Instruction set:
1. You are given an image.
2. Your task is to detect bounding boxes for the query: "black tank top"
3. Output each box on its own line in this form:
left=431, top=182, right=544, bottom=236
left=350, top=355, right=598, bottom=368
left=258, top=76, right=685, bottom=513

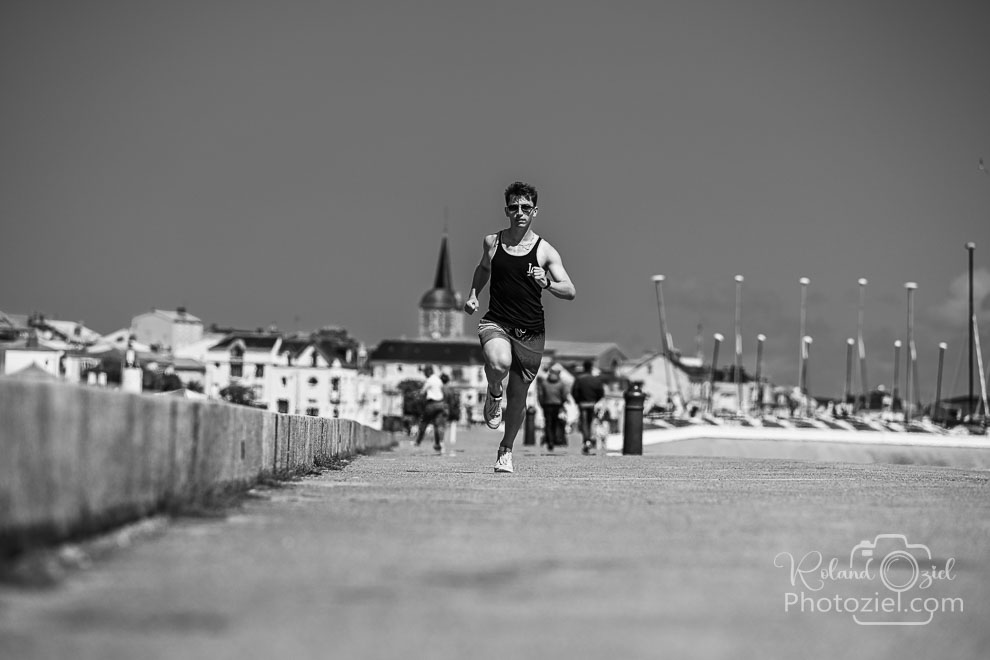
left=484, top=232, right=545, bottom=332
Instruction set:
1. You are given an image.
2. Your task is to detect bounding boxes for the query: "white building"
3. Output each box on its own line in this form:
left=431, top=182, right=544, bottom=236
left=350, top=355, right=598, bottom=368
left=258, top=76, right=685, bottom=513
left=269, top=345, right=380, bottom=427
left=93, top=329, right=152, bottom=354
left=171, top=332, right=226, bottom=387
left=0, top=311, right=101, bottom=350
left=131, top=307, right=204, bottom=351
left=544, top=340, right=627, bottom=376
left=204, top=332, right=282, bottom=403
left=203, top=329, right=383, bottom=429
left=368, top=339, right=488, bottom=425
left=619, top=352, right=697, bottom=411
left=0, top=336, right=62, bottom=377
left=621, top=352, right=761, bottom=415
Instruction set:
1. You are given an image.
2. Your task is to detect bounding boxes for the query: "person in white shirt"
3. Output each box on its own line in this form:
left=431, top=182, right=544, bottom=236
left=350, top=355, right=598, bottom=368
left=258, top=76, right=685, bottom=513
left=415, top=366, right=447, bottom=452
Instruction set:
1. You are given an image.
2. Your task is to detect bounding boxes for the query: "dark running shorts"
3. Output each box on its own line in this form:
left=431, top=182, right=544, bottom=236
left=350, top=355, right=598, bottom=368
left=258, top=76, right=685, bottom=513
left=478, top=319, right=546, bottom=383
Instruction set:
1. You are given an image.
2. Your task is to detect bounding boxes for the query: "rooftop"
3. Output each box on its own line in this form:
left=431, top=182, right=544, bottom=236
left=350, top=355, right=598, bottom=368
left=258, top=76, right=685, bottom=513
left=209, top=333, right=281, bottom=351
left=140, top=308, right=203, bottom=324
left=369, top=339, right=485, bottom=365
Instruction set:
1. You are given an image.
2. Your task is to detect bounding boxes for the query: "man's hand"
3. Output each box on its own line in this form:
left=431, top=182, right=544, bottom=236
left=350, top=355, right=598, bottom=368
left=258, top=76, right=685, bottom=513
left=464, top=294, right=479, bottom=315
left=530, top=266, right=549, bottom=289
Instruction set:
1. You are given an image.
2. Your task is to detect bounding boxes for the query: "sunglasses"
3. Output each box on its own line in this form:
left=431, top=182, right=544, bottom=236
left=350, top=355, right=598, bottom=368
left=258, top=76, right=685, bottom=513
left=505, top=203, right=536, bottom=215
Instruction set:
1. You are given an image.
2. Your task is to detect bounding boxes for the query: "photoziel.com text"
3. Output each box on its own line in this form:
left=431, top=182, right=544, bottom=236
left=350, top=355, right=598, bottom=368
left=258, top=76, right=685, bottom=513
left=774, top=534, right=962, bottom=626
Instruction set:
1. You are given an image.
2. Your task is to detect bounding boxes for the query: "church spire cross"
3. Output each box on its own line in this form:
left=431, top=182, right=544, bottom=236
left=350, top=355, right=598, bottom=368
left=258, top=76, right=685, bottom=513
left=433, top=228, right=453, bottom=291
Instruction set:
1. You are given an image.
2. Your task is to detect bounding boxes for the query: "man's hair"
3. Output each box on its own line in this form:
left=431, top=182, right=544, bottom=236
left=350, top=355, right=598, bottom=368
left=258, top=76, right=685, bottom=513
left=440, top=373, right=450, bottom=384
left=504, top=181, right=538, bottom=206
left=583, top=360, right=594, bottom=372
left=423, top=366, right=434, bottom=377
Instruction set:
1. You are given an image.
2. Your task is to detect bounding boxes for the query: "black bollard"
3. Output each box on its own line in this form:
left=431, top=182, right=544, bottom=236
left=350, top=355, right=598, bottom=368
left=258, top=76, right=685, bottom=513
left=523, top=406, right=536, bottom=445
left=623, top=382, right=645, bottom=455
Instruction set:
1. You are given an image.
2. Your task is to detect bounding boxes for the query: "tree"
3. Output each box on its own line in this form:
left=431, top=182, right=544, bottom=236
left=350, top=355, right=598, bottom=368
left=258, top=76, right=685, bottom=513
left=220, top=384, right=256, bottom=407
left=397, top=378, right=426, bottom=417
left=160, top=372, right=184, bottom=391
left=82, top=354, right=122, bottom=385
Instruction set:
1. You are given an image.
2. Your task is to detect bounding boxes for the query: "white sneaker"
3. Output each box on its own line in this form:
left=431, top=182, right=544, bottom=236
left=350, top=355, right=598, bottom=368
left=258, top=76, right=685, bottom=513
left=483, top=388, right=503, bottom=429
left=494, top=449, right=513, bottom=473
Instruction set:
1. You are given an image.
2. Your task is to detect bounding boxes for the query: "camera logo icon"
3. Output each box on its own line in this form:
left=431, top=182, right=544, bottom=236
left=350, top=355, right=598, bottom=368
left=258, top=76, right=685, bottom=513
left=849, top=534, right=931, bottom=593
left=848, top=534, right=936, bottom=625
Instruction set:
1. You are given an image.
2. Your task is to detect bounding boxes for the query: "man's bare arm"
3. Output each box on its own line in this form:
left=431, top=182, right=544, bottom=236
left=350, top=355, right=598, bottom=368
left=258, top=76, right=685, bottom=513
left=533, top=242, right=576, bottom=300
left=463, top=235, right=495, bottom=315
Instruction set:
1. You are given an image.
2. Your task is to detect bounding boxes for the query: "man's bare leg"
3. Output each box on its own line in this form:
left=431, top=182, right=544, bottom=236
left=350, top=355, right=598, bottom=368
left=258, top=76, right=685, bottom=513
left=498, top=369, right=530, bottom=451
left=482, top=337, right=511, bottom=398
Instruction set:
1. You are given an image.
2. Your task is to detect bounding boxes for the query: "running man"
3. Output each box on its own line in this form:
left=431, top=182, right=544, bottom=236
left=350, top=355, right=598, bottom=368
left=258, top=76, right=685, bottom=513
left=463, top=181, right=576, bottom=473
left=415, top=366, right=447, bottom=452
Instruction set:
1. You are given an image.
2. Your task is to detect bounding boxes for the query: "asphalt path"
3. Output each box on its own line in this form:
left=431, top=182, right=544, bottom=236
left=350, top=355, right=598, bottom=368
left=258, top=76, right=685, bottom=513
left=1, top=427, right=988, bottom=660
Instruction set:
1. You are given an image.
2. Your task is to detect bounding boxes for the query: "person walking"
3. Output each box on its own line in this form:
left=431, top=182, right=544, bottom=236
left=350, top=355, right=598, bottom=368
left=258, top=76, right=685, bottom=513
left=537, top=363, right=569, bottom=451
left=571, top=360, right=605, bottom=455
left=440, top=373, right=460, bottom=455
left=463, top=181, right=576, bottom=473
left=415, top=366, right=447, bottom=452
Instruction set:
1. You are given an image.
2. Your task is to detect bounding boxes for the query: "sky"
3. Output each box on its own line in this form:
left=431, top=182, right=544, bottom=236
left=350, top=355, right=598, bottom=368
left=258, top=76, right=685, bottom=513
left=2, top=0, right=989, bottom=399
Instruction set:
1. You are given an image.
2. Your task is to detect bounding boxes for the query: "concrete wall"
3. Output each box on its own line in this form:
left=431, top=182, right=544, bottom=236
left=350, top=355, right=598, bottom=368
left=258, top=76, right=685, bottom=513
left=0, top=378, right=397, bottom=555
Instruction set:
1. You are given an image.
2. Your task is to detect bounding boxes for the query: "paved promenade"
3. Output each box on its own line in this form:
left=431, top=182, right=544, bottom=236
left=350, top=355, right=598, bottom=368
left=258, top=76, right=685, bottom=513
left=1, top=427, right=988, bottom=660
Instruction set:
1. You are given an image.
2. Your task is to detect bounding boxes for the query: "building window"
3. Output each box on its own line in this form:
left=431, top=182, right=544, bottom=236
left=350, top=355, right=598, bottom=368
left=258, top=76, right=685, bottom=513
left=331, top=377, right=340, bottom=393
left=333, top=407, right=340, bottom=418
left=308, top=377, right=318, bottom=387
left=281, top=377, right=287, bottom=386
left=255, top=364, right=265, bottom=378
left=312, top=352, right=319, bottom=368
left=277, top=400, right=289, bottom=413
left=229, top=344, right=244, bottom=379
left=306, top=407, right=319, bottom=417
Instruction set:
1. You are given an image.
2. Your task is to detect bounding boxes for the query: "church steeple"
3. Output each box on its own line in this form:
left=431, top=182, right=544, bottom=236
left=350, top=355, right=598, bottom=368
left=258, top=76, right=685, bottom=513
left=433, top=231, right=453, bottom=291
left=419, top=220, right=464, bottom=340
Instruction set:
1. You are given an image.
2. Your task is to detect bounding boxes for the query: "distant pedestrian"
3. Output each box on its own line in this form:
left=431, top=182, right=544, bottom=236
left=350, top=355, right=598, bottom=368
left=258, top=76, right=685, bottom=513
left=571, top=360, right=605, bottom=455
left=463, top=181, right=576, bottom=473
left=441, top=373, right=460, bottom=455
left=537, top=363, right=569, bottom=451
left=415, top=366, right=447, bottom=452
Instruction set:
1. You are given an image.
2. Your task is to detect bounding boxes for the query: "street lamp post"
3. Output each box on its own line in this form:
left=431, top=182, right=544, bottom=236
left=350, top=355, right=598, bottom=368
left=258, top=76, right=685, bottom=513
left=734, top=275, right=744, bottom=415
left=935, top=342, right=947, bottom=425
left=802, top=336, right=813, bottom=416
left=798, top=277, right=810, bottom=391
left=709, top=333, right=724, bottom=414
left=845, top=338, right=855, bottom=407
left=893, top=340, right=902, bottom=416
left=905, top=282, right=918, bottom=422
left=857, top=278, right=869, bottom=412
left=755, top=334, right=766, bottom=416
